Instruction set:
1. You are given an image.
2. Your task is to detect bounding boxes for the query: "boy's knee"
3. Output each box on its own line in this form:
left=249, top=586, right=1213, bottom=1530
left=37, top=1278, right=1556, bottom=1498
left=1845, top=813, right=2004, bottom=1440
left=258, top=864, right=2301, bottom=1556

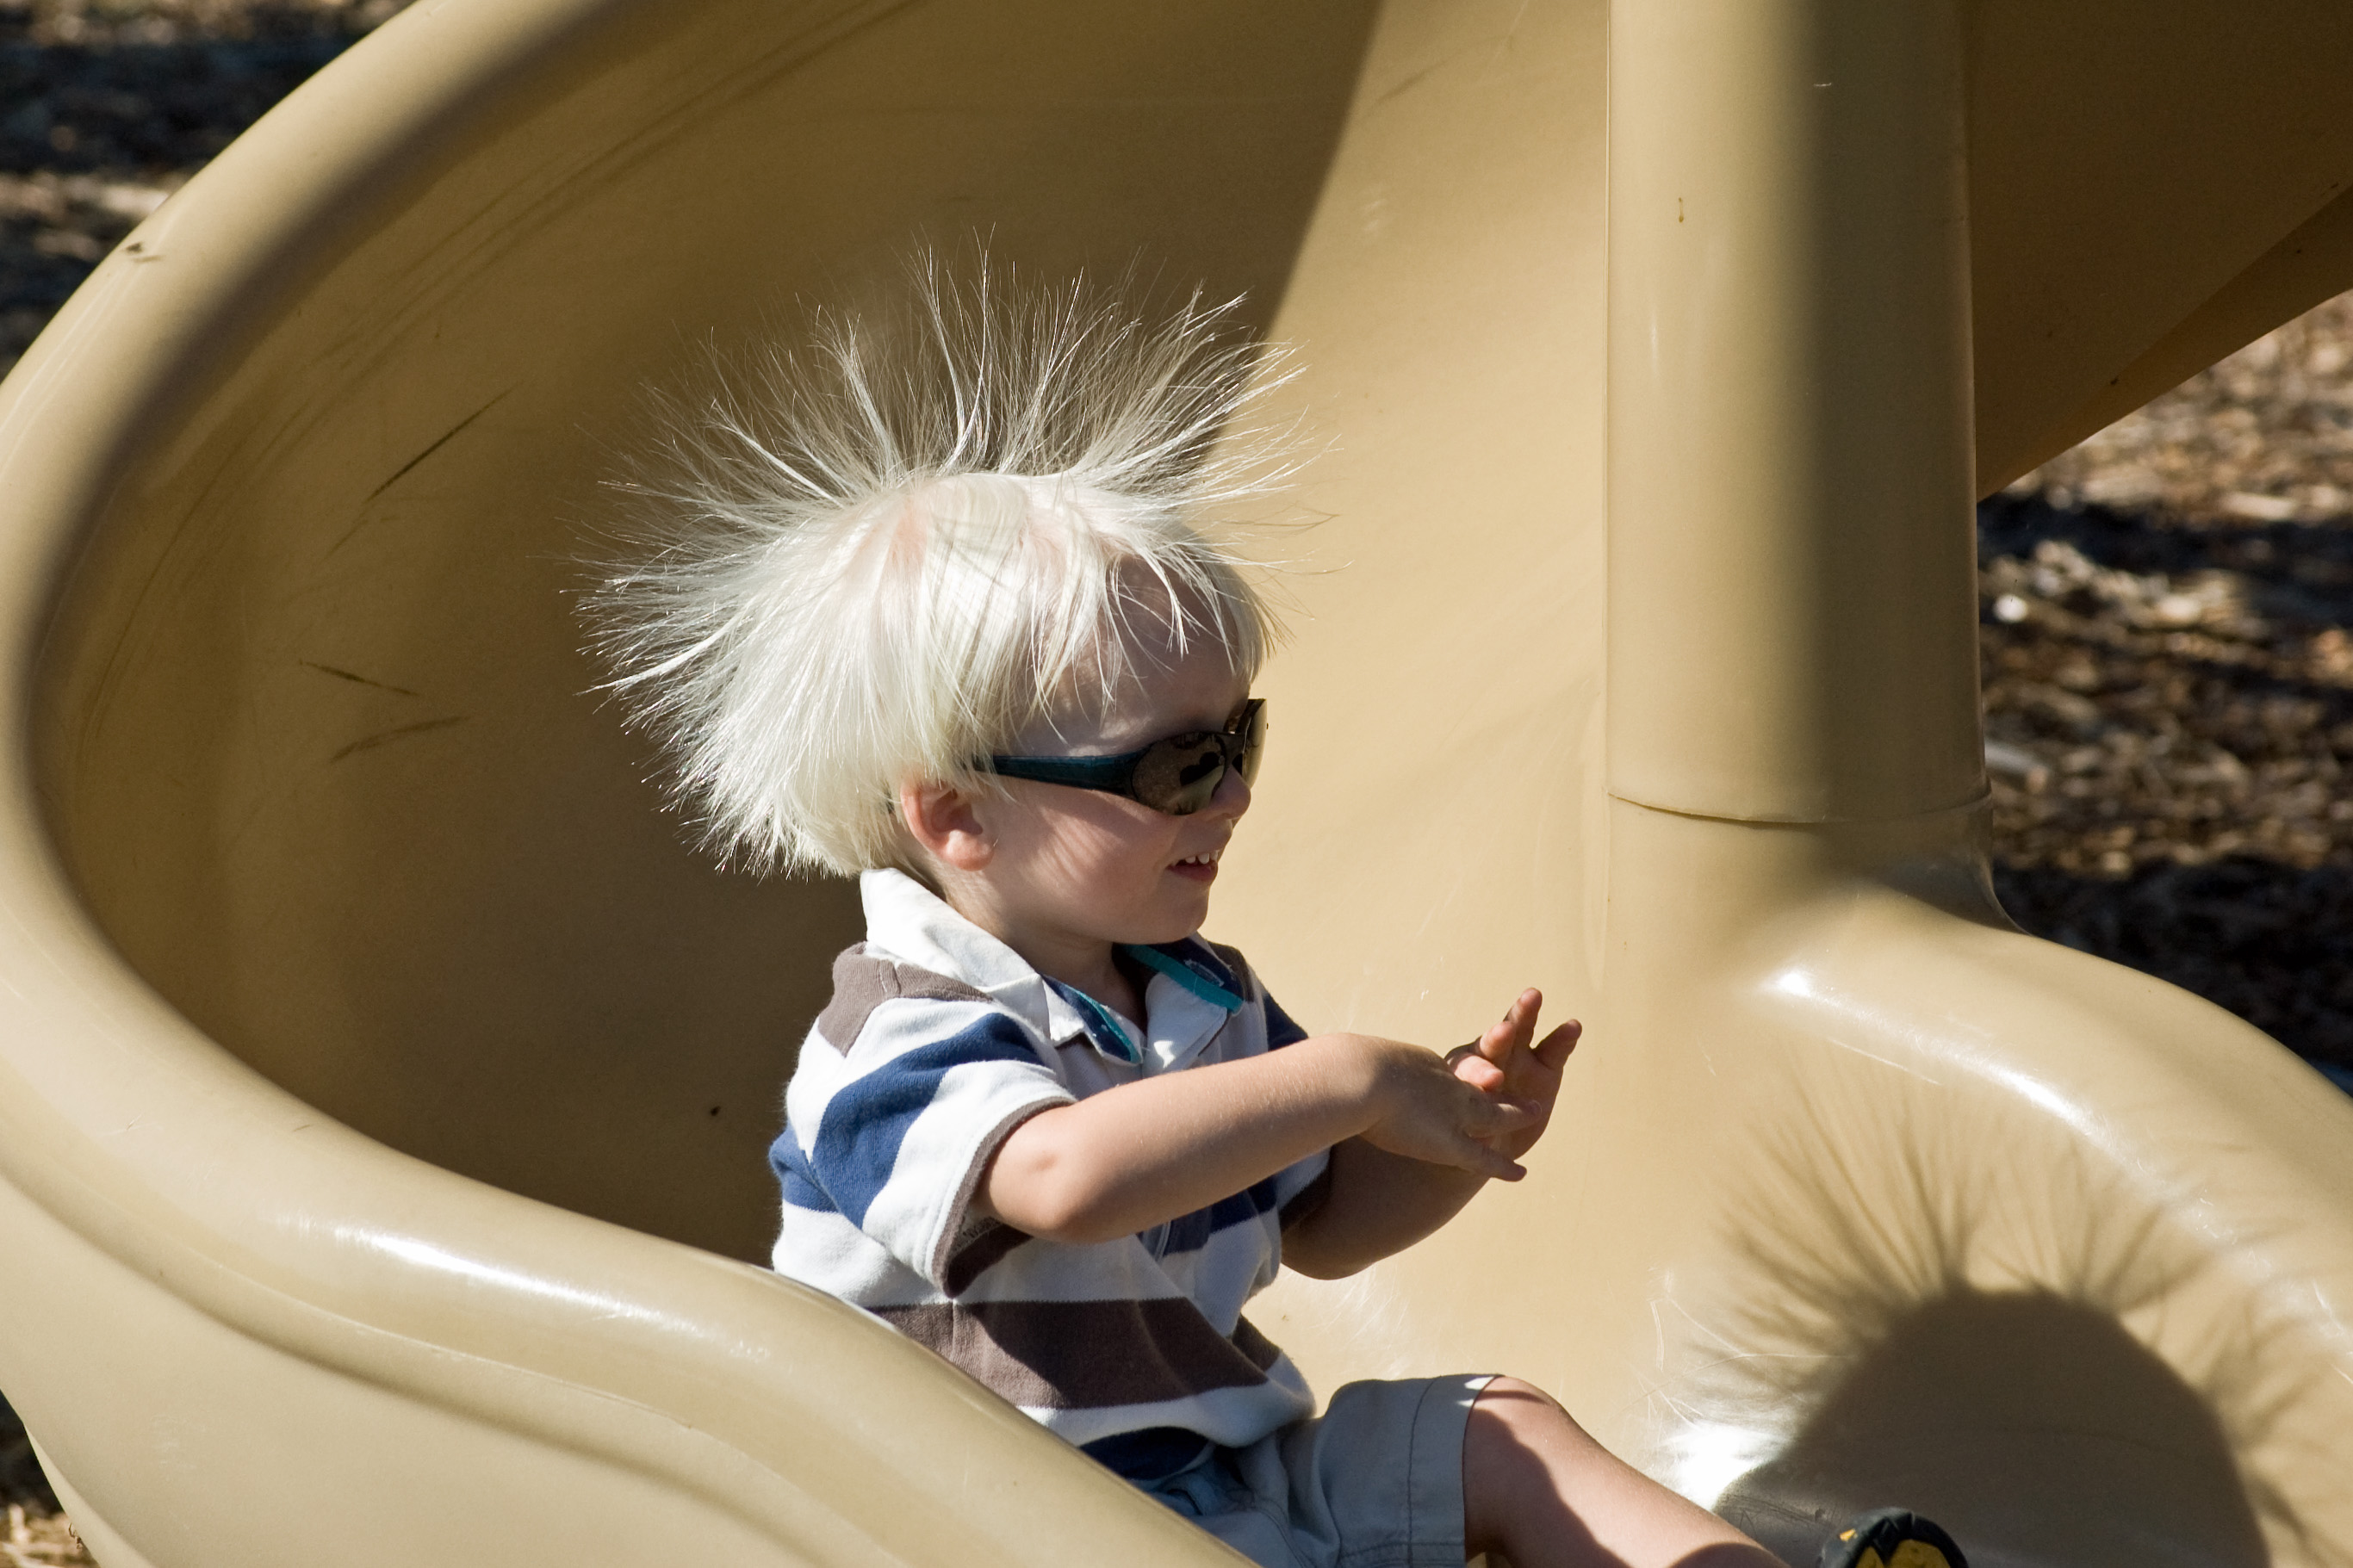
left=1477, top=1382, right=1571, bottom=1438
left=1468, top=1376, right=1595, bottom=1451
left=1475, top=1375, right=1565, bottom=1418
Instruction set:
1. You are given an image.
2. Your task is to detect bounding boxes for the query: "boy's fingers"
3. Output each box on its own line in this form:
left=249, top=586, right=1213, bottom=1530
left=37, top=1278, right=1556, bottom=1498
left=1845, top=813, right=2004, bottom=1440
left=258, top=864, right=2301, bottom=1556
left=1533, top=1020, right=1582, bottom=1071
left=1486, top=1151, right=1530, bottom=1181
left=1473, top=1098, right=1537, bottom=1135
left=1453, top=1056, right=1507, bottom=1094
left=1456, top=1137, right=1526, bottom=1181
left=1480, top=989, right=1543, bottom=1066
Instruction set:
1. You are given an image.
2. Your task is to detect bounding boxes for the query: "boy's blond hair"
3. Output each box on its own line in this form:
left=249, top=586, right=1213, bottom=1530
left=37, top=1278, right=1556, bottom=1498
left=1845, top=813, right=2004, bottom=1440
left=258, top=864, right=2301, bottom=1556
left=586, top=258, right=1301, bottom=876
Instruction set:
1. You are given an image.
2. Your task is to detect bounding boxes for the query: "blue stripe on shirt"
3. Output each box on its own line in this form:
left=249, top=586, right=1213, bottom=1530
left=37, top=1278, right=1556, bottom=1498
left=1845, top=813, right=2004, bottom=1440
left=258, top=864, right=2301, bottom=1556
left=1045, top=976, right=1141, bottom=1063
left=1157, top=1175, right=1281, bottom=1255
left=809, top=1014, right=1043, bottom=1227
left=769, top=1131, right=832, bottom=1212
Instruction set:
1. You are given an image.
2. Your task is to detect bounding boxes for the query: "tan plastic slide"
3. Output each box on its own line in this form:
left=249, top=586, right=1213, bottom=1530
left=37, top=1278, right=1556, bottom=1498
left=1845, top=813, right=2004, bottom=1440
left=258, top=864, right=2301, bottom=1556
left=3, top=1, right=2352, bottom=1563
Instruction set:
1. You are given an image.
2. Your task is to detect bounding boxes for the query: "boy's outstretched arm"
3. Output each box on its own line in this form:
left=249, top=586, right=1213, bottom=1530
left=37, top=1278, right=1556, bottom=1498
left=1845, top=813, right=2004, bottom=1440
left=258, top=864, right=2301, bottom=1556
left=1282, top=991, right=1580, bottom=1280
left=974, top=1032, right=1534, bottom=1247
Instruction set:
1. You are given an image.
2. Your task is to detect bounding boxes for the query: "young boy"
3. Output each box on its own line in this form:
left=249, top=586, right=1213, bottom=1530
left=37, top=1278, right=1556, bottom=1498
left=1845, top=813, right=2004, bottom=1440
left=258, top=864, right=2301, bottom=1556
left=592, top=266, right=1961, bottom=1568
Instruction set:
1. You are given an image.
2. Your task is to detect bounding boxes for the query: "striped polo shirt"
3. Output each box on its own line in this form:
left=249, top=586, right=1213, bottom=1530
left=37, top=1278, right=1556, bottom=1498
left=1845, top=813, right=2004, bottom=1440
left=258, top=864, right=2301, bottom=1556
left=771, top=869, right=1330, bottom=1479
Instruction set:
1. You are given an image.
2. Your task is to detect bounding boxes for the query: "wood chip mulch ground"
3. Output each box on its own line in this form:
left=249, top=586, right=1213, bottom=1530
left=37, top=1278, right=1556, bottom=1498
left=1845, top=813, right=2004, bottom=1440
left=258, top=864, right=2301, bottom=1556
left=3, top=0, right=2350, bottom=1550
left=2, top=1401, right=84, bottom=1565
left=1984, top=291, right=2353, bottom=1075
left=2, top=0, right=399, bottom=375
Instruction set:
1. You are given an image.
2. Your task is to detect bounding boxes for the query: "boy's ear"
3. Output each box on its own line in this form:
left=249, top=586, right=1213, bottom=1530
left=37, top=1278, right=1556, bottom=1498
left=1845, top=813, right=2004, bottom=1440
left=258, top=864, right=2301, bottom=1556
left=898, top=779, right=992, bottom=871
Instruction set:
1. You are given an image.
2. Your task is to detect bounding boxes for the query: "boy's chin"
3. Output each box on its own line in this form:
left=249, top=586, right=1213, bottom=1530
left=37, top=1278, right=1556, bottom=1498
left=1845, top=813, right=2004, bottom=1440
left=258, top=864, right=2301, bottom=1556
left=1122, top=891, right=1213, bottom=945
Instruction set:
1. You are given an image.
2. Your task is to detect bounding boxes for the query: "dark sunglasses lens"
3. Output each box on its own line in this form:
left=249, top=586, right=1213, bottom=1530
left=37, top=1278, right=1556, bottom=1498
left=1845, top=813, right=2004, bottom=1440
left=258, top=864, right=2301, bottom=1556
left=1235, top=701, right=1266, bottom=785
left=1132, top=736, right=1226, bottom=815
left=1125, top=703, right=1265, bottom=815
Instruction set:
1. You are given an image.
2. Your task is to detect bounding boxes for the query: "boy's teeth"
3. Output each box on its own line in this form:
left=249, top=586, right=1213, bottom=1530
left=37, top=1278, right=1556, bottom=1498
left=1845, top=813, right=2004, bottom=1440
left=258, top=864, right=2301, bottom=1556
left=1176, top=851, right=1220, bottom=865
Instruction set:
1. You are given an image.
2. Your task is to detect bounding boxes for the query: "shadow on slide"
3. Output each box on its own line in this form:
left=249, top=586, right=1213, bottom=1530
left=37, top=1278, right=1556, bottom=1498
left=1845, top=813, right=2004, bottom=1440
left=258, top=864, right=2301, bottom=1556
left=1712, top=1090, right=2291, bottom=1567
left=0, top=1, right=2351, bottom=1565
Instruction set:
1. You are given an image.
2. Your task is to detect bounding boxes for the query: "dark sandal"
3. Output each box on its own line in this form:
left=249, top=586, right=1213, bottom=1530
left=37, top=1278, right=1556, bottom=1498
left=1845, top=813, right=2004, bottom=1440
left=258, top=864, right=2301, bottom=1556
left=1817, top=1508, right=1967, bottom=1568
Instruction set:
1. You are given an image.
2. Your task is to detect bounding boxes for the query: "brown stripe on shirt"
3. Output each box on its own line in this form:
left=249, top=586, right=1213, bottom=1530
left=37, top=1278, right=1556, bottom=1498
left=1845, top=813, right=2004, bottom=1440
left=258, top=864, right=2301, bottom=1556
left=816, top=945, right=995, bottom=1050
left=874, top=1298, right=1280, bottom=1410
left=1227, top=1314, right=1282, bottom=1372
left=943, top=1220, right=1033, bottom=1294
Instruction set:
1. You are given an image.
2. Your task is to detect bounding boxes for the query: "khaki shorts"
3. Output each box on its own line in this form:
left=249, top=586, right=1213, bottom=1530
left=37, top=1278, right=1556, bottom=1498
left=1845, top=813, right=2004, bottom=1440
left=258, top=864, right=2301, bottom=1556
left=1138, top=1375, right=1493, bottom=1568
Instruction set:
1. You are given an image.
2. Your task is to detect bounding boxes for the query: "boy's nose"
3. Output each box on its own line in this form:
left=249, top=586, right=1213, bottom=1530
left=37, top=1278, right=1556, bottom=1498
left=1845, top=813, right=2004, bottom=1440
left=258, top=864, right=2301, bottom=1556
left=1210, top=764, right=1251, bottom=818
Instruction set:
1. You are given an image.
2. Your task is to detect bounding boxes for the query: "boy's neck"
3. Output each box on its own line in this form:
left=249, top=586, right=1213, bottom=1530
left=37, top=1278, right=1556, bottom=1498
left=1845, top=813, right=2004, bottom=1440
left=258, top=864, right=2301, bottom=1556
left=1013, top=929, right=1146, bottom=1025
left=935, top=883, right=1144, bottom=1022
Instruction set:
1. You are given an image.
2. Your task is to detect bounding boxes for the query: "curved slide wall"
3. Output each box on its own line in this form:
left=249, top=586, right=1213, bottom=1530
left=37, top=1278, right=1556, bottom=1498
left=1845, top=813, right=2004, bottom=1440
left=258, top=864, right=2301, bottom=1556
left=0, top=2, right=2350, bottom=1565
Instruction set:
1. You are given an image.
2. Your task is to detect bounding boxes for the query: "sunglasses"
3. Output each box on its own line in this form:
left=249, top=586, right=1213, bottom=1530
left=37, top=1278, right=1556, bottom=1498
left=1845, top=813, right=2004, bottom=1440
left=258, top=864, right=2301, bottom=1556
left=990, top=698, right=1266, bottom=816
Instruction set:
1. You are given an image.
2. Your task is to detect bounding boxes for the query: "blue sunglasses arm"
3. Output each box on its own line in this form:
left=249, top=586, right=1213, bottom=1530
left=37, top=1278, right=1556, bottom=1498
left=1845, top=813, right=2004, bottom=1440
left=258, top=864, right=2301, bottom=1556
left=987, top=750, right=1145, bottom=790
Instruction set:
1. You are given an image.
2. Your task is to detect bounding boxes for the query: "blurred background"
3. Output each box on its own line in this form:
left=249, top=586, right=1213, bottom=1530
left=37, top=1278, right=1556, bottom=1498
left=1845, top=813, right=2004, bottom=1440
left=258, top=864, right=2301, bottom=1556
left=3, top=0, right=2350, bottom=1557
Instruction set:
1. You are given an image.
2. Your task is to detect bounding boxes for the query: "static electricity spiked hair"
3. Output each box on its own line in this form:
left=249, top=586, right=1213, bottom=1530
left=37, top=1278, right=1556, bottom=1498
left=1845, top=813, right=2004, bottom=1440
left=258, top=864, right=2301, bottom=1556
left=585, top=259, right=1302, bottom=876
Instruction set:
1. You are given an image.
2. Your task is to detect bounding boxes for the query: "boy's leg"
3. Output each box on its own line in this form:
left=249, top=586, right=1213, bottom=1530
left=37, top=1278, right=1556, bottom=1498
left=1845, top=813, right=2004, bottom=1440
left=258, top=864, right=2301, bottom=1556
left=1463, top=1378, right=1786, bottom=1568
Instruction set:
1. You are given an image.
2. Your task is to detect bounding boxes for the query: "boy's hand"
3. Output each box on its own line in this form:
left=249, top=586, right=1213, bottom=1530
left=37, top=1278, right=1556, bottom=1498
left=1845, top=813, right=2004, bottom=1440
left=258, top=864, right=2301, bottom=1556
left=1354, top=1037, right=1540, bottom=1181
left=1446, top=989, right=1580, bottom=1161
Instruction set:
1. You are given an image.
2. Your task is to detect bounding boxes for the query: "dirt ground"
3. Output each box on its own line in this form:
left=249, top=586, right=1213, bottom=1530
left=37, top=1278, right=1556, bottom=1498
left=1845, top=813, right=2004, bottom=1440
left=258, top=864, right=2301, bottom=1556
left=1982, top=292, right=2353, bottom=1073
left=3, top=0, right=2351, bottom=1552
left=2, top=0, right=398, bottom=374
left=1, top=1407, right=81, bottom=1564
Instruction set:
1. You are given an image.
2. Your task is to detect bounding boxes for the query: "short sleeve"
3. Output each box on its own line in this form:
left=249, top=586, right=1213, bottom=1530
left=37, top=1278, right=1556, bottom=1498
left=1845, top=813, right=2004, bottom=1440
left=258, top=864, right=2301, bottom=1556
left=1259, top=985, right=1308, bottom=1049
left=786, top=1001, right=1072, bottom=1287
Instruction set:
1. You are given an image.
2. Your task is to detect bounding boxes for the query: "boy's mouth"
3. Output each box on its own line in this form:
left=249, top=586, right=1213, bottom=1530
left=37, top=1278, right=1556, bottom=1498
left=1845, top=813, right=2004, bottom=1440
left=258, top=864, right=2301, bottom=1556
left=1168, top=847, right=1221, bottom=883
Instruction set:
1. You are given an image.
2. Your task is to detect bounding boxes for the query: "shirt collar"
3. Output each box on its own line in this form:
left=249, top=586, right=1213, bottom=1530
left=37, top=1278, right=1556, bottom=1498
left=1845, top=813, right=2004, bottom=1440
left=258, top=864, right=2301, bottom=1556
left=1127, top=938, right=1244, bottom=1075
left=858, top=870, right=1242, bottom=1071
left=860, top=869, right=1059, bottom=1043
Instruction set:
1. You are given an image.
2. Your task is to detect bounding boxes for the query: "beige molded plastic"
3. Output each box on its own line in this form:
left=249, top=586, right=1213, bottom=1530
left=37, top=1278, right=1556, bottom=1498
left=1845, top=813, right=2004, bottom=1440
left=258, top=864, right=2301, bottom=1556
left=1, top=1, right=2350, bottom=1565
